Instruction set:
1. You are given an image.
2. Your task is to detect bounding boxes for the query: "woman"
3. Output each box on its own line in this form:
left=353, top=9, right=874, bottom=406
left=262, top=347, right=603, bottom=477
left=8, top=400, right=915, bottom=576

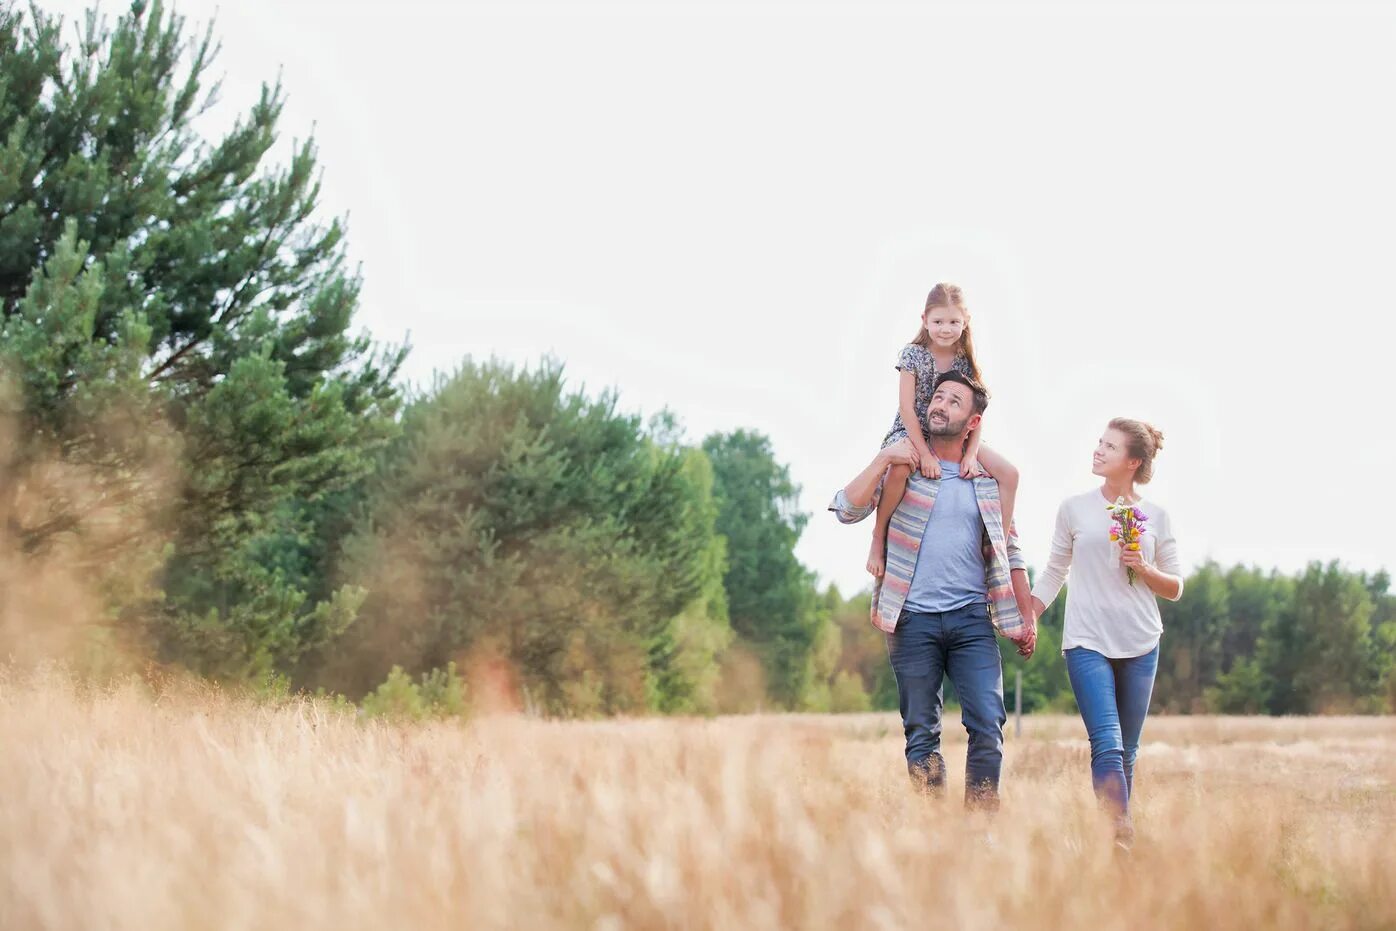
left=1030, top=418, right=1183, bottom=849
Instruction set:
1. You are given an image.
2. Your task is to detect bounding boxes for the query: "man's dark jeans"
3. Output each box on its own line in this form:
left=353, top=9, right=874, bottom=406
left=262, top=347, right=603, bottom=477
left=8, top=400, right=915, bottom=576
left=887, top=601, right=1006, bottom=809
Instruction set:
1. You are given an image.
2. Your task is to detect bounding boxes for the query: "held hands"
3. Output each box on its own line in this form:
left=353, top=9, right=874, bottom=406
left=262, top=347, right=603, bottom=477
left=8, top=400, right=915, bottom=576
left=1012, top=602, right=1038, bottom=658
left=1015, top=619, right=1038, bottom=657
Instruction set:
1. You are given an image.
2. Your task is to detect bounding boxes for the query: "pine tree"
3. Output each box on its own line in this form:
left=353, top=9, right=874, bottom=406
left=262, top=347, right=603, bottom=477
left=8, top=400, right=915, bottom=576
left=701, top=429, right=824, bottom=707
left=0, top=1, right=403, bottom=678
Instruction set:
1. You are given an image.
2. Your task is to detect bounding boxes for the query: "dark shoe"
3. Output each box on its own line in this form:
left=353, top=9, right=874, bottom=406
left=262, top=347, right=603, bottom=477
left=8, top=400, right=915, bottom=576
left=965, top=781, right=1001, bottom=814
left=907, top=757, right=946, bottom=797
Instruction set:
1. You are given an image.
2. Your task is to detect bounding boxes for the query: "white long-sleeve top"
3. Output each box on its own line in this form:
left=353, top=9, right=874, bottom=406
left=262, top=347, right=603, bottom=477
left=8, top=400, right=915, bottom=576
left=1030, top=489, right=1185, bottom=658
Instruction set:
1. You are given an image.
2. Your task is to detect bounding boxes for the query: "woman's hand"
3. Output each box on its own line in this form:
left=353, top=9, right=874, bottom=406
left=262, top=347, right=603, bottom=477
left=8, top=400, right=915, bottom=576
left=1120, top=545, right=1151, bottom=575
left=1120, top=544, right=1182, bottom=598
left=960, top=454, right=987, bottom=479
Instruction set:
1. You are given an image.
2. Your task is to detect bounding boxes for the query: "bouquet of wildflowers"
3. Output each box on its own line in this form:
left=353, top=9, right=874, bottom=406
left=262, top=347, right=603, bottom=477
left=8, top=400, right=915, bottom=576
left=1106, top=497, right=1149, bottom=585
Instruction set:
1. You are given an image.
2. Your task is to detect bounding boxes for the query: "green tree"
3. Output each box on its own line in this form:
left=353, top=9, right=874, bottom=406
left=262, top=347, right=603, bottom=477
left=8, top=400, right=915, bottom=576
left=0, top=1, right=403, bottom=678
left=829, top=670, right=872, bottom=713
left=1155, top=561, right=1230, bottom=713
left=321, top=359, right=729, bottom=714
left=1362, top=570, right=1395, bottom=713
left=1203, top=657, right=1269, bottom=714
left=1222, top=566, right=1289, bottom=670
left=702, top=429, right=822, bottom=708
left=1263, top=561, right=1376, bottom=714
left=827, top=587, right=898, bottom=711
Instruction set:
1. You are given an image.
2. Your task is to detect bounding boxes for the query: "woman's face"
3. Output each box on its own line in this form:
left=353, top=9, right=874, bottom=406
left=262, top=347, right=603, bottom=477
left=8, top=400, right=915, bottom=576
left=922, top=304, right=966, bottom=349
left=1092, top=427, right=1141, bottom=480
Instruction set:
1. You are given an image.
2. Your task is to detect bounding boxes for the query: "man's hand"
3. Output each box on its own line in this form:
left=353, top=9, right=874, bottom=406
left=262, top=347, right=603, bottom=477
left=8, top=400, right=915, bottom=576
left=880, top=438, right=921, bottom=471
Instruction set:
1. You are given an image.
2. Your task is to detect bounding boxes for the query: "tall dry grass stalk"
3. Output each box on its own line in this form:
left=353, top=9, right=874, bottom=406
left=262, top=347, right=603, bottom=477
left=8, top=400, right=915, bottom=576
left=2, top=668, right=1392, bottom=930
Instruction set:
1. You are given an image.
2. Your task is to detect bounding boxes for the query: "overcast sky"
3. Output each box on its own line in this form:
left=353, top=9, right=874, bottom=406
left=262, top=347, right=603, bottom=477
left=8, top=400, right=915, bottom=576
left=44, top=0, right=1396, bottom=593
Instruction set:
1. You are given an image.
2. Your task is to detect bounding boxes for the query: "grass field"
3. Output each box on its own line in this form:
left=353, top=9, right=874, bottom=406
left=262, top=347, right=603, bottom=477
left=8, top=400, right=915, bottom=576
left=3, top=670, right=1393, bottom=930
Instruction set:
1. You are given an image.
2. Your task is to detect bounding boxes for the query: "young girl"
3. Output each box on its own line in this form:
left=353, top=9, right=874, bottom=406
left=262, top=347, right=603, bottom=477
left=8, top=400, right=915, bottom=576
left=867, top=283, right=1020, bottom=577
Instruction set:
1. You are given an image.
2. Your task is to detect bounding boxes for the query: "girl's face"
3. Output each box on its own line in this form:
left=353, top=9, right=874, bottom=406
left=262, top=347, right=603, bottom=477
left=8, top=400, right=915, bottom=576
left=922, top=304, right=966, bottom=349
left=1092, top=428, right=1142, bottom=480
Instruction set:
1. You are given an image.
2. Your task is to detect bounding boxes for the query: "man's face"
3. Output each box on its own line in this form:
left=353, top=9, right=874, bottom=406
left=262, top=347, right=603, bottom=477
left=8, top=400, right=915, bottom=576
left=925, top=382, right=979, bottom=437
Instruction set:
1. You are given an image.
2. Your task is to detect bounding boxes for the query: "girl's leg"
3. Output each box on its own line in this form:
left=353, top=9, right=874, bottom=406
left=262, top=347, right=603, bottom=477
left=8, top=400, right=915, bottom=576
left=867, top=463, right=911, bottom=577
left=1115, top=645, right=1161, bottom=800
left=1064, top=647, right=1129, bottom=818
left=976, top=445, right=1020, bottom=539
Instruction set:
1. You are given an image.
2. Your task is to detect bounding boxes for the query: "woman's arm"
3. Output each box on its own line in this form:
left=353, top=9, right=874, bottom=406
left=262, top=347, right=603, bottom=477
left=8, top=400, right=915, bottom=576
left=1135, top=563, right=1183, bottom=601
left=1029, top=501, right=1075, bottom=614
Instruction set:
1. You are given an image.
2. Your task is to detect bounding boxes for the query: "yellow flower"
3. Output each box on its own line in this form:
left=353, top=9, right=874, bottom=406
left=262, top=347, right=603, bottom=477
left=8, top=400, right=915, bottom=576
left=1128, top=543, right=1140, bottom=551
left=1110, top=533, right=1120, bottom=541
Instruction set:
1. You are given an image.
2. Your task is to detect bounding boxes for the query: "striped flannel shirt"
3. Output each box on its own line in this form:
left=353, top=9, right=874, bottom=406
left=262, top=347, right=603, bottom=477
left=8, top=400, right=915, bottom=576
left=830, top=474, right=1030, bottom=636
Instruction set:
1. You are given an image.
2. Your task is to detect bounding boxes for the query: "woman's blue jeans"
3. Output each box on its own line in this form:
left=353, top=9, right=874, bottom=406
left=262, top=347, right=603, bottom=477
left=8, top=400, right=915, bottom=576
left=1064, top=644, right=1159, bottom=818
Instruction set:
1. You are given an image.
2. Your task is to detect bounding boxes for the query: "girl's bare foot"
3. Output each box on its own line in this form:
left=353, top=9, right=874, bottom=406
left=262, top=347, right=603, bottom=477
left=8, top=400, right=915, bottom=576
left=867, top=535, right=886, bottom=577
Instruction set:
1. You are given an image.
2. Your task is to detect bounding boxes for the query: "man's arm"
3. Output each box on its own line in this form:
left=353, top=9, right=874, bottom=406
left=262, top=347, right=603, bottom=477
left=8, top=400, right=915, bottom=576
left=828, top=439, right=919, bottom=523
left=1001, top=509, right=1036, bottom=655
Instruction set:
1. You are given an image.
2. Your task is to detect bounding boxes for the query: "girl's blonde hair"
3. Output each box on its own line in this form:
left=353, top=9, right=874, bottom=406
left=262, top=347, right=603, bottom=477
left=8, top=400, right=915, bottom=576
left=1108, top=417, right=1166, bottom=484
left=912, top=283, right=983, bottom=382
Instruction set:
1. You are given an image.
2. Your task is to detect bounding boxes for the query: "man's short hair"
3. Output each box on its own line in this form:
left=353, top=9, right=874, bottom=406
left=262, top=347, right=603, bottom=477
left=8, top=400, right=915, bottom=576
left=930, top=370, right=990, bottom=416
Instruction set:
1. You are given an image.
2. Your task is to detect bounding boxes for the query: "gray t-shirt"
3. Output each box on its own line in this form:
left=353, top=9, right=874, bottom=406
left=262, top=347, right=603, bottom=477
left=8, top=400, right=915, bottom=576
left=903, top=461, right=989, bottom=614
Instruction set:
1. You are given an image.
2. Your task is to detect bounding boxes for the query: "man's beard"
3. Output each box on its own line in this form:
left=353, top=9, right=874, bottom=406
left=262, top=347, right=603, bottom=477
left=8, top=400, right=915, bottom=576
left=925, top=412, right=970, bottom=437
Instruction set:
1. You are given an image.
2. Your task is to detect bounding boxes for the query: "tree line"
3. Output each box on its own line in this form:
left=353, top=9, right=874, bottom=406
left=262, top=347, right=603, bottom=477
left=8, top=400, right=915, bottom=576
left=1, top=1, right=1390, bottom=715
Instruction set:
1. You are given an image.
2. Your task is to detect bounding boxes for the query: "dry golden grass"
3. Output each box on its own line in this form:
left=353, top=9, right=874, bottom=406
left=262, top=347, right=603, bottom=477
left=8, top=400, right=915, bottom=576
left=3, top=669, right=1394, bottom=930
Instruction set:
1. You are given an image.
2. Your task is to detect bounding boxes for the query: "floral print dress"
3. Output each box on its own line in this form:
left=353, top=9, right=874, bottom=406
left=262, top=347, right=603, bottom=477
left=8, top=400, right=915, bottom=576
left=881, top=344, right=975, bottom=448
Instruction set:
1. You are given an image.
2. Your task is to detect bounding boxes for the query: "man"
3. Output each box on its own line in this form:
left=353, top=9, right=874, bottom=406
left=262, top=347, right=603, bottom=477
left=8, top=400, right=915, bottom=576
left=830, top=371, right=1037, bottom=808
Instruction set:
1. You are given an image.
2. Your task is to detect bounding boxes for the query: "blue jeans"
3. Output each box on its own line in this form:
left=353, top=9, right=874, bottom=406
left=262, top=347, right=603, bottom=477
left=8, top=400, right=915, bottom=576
left=887, top=602, right=1006, bottom=808
left=1064, top=645, right=1160, bottom=819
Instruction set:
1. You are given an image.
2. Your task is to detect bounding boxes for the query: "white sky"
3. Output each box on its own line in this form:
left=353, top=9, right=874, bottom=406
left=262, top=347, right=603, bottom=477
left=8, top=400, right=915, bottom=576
left=43, top=0, right=1396, bottom=594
